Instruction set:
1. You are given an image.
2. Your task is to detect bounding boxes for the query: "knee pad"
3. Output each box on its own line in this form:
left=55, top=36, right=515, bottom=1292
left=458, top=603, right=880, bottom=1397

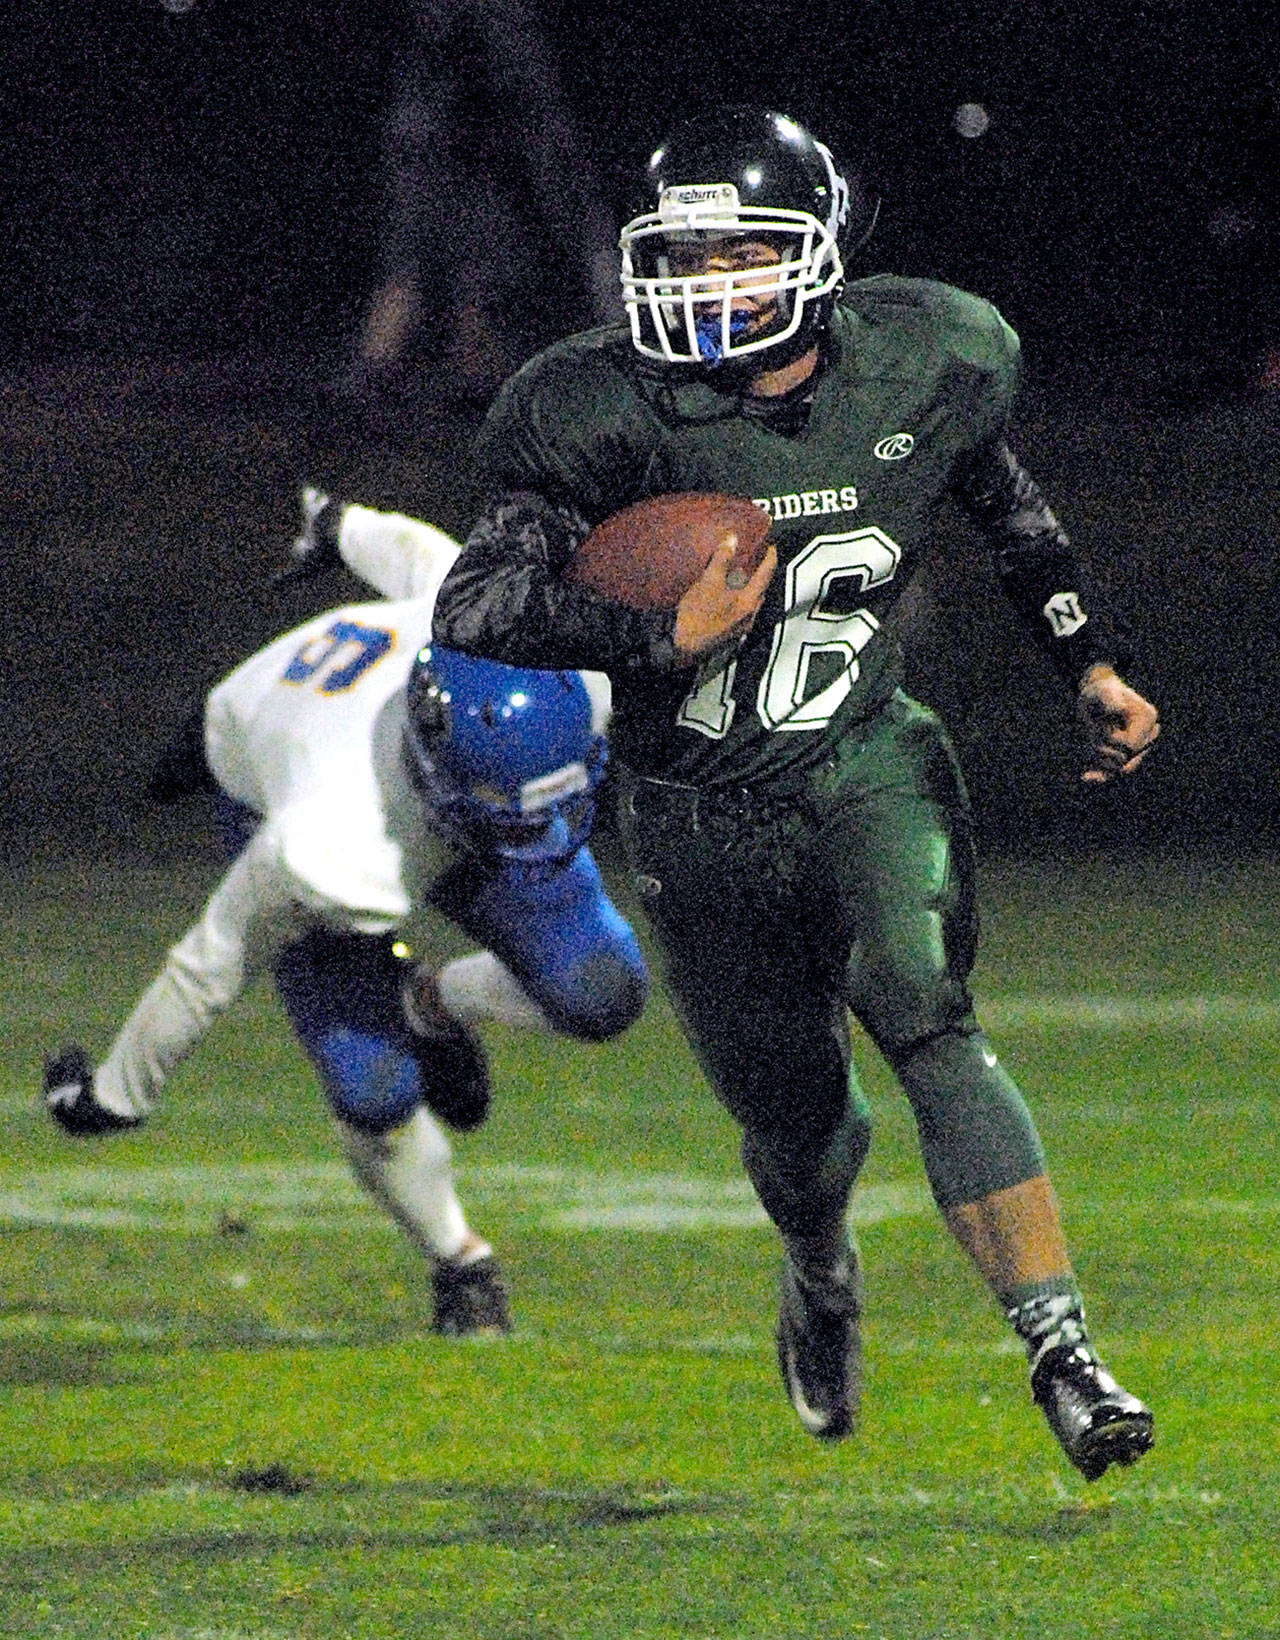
left=314, top=1030, right=422, bottom=1133
left=431, top=849, right=649, bottom=1042
left=889, top=1026, right=1046, bottom=1208
left=524, top=942, right=649, bottom=1041
left=273, top=929, right=423, bottom=1133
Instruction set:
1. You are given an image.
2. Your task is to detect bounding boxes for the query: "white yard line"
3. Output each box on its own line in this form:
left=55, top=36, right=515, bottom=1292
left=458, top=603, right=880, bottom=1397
left=8, top=1152, right=1278, bottom=1240
left=0, top=1162, right=933, bottom=1235
left=980, top=994, right=1280, bottom=1028
left=3, top=1125, right=1279, bottom=1238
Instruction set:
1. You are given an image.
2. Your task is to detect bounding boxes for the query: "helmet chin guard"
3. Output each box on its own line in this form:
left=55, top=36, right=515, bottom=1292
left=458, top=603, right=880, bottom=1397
left=619, top=108, right=876, bottom=368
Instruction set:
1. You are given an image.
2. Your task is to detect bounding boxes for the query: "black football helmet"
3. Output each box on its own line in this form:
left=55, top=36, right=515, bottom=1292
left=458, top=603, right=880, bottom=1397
left=619, top=107, right=878, bottom=369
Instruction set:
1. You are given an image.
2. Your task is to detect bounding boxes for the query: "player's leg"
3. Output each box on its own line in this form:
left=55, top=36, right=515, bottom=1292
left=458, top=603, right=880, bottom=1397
left=661, top=909, right=869, bottom=1443
left=619, top=776, right=869, bottom=1439
left=427, top=845, right=649, bottom=1041
left=424, top=950, right=566, bottom=1032
left=338, top=1111, right=509, bottom=1334
left=828, top=695, right=1152, bottom=1477
left=47, top=820, right=293, bottom=1133
left=622, top=782, right=869, bottom=1228
left=272, top=928, right=509, bottom=1334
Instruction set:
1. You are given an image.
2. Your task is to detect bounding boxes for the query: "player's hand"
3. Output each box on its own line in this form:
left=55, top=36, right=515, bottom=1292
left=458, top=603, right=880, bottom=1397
left=271, top=486, right=341, bottom=589
left=672, top=536, right=776, bottom=664
left=1076, top=664, right=1160, bottom=783
left=43, top=1045, right=141, bottom=1136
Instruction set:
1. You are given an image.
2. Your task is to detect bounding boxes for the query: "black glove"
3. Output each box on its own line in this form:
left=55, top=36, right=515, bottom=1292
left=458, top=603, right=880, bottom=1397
left=271, top=486, right=342, bottom=589
left=44, top=1045, right=141, bottom=1135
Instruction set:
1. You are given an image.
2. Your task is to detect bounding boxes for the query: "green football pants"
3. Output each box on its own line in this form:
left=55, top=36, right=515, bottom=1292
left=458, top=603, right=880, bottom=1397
left=618, top=692, right=1046, bottom=1236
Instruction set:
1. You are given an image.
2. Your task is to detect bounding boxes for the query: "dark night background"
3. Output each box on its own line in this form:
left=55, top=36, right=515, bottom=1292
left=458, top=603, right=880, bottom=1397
left=4, top=0, right=1280, bottom=864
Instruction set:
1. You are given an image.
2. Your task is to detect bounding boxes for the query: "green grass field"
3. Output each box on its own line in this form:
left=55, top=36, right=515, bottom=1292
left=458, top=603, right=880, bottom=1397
left=2, top=847, right=1277, bottom=1639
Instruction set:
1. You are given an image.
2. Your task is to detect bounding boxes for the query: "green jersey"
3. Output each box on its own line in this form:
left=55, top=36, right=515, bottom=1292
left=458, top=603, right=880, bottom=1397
left=439, top=275, right=1117, bottom=788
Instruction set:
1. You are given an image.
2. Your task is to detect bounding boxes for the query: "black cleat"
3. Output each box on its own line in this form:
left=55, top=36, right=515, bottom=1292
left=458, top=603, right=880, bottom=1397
left=402, top=971, right=491, bottom=1132
left=43, top=1045, right=140, bottom=1136
left=1032, top=1344, right=1154, bottom=1481
left=776, top=1243, right=863, bottom=1441
left=431, top=1254, right=511, bottom=1337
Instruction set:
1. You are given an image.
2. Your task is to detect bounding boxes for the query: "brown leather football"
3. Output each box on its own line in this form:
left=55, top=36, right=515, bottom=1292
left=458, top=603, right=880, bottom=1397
left=565, top=492, right=772, bottom=611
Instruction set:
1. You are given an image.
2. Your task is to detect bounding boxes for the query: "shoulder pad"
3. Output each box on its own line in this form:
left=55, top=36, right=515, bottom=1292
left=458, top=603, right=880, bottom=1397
left=474, top=325, right=655, bottom=517
left=842, top=275, right=1018, bottom=368
left=836, top=276, right=1020, bottom=405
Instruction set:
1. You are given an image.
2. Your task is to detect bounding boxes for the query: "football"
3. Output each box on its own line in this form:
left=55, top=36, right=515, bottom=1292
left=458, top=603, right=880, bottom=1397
left=565, top=492, right=772, bottom=611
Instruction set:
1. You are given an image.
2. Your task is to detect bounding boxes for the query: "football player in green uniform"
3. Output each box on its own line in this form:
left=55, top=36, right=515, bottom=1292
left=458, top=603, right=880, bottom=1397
left=429, top=106, right=1160, bottom=1480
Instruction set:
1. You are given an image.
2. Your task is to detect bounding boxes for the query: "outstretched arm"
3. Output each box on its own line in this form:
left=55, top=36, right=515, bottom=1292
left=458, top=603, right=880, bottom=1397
left=91, top=828, right=305, bottom=1121
left=336, top=505, right=463, bottom=602
left=276, top=487, right=465, bottom=603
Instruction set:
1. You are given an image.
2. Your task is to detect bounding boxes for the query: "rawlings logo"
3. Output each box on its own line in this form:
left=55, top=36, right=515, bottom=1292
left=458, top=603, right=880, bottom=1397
left=874, top=433, right=915, bottom=460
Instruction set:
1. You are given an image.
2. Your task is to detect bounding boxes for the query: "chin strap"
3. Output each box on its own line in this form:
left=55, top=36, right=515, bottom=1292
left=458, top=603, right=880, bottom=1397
left=709, top=323, right=835, bottom=432
left=740, top=375, right=819, bottom=435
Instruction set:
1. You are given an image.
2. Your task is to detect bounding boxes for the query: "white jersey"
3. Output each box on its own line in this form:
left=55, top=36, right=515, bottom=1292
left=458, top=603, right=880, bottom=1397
left=205, top=506, right=462, bottom=934
left=206, top=595, right=444, bottom=933
left=204, top=503, right=611, bottom=933
left=95, top=511, right=460, bottom=1115
left=95, top=506, right=609, bottom=1119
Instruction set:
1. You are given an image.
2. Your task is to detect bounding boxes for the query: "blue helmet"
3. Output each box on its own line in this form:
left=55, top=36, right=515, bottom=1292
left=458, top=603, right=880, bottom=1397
left=404, top=645, right=607, bottom=867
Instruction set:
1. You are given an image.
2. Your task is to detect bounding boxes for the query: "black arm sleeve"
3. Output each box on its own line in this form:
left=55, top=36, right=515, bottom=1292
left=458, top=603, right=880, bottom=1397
left=953, top=440, right=1132, bottom=686
left=431, top=491, right=683, bottom=675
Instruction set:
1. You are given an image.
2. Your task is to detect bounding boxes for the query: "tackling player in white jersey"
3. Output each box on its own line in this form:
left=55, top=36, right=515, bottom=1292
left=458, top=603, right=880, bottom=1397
left=43, top=501, right=647, bottom=1335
